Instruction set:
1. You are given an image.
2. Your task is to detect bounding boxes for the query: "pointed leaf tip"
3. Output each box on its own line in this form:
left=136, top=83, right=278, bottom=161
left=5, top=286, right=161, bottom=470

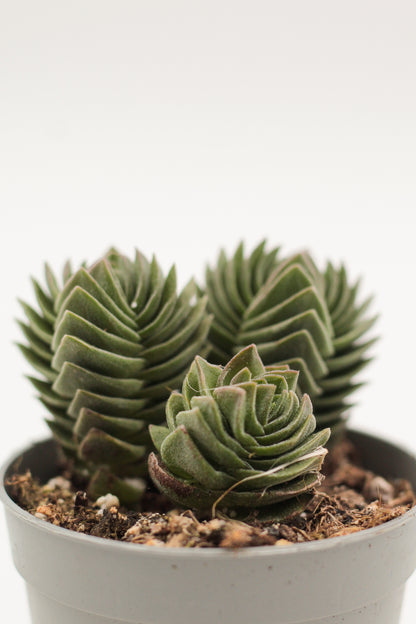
left=219, top=344, right=265, bottom=386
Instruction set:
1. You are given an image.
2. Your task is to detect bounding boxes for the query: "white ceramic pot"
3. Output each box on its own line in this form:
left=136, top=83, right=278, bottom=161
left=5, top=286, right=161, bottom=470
left=2, top=430, right=416, bottom=624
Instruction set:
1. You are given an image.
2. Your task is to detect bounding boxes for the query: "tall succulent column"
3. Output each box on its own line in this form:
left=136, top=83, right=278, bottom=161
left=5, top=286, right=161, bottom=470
left=18, top=249, right=211, bottom=503
left=149, top=345, right=330, bottom=521
left=204, top=242, right=376, bottom=431
left=314, top=262, right=377, bottom=427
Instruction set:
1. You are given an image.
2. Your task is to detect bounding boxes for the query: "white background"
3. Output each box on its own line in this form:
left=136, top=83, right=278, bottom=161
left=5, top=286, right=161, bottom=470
left=1, top=1, right=415, bottom=620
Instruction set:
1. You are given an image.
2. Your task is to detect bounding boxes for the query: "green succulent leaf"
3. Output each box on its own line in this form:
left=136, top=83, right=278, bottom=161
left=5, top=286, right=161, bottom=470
left=149, top=345, right=330, bottom=520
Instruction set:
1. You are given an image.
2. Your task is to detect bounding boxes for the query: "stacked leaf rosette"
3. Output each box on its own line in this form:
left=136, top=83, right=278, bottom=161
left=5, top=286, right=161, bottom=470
left=149, top=345, right=330, bottom=520
left=205, top=242, right=377, bottom=433
left=18, top=248, right=211, bottom=502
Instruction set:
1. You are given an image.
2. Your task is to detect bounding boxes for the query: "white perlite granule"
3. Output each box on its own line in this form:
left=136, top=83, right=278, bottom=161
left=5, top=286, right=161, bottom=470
left=95, top=493, right=120, bottom=511
left=43, top=476, right=72, bottom=491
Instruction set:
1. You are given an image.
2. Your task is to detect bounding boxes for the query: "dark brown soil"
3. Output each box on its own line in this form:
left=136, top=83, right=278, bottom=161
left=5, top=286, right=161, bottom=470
left=6, top=439, right=415, bottom=549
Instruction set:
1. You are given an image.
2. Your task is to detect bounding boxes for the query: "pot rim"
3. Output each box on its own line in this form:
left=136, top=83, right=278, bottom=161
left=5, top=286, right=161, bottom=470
left=2, top=428, right=416, bottom=559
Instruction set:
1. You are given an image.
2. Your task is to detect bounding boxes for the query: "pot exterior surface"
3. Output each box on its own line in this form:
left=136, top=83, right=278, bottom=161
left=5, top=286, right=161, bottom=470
left=23, top=583, right=406, bottom=624
left=2, top=431, right=416, bottom=624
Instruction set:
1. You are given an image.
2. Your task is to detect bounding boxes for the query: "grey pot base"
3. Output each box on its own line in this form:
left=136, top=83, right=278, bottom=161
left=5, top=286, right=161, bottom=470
left=2, top=430, right=416, bottom=624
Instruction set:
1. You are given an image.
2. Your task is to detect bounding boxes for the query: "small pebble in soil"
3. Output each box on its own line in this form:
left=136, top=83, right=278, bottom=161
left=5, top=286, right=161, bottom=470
left=44, top=476, right=72, bottom=491
left=94, top=494, right=120, bottom=515
left=363, top=476, right=394, bottom=504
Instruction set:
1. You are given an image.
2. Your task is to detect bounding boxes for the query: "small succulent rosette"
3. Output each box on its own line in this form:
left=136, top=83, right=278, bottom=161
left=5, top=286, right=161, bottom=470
left=149, top=345, right=330, bottom=520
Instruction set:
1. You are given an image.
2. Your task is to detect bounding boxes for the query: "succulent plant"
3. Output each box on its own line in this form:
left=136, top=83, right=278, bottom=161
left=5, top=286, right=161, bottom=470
left=149, top=345, right=330, bottom=520
left=18, top=248, right=211, bottom=503
left=204, top=242, right=376, bottom=432
left=314, top=261, right=377, bottom=427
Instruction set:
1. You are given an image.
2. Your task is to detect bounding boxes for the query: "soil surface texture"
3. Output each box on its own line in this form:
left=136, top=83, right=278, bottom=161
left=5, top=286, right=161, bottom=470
left=6, top=439, right=415, bottom=549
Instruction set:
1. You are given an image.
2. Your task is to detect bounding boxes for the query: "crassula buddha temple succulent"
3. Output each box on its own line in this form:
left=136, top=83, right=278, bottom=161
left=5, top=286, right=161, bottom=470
left=149, top=345, right=330, bottom=520
left=18, top=248, right=211, bottom=503
left=204, top=241, right=377, bottom=433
